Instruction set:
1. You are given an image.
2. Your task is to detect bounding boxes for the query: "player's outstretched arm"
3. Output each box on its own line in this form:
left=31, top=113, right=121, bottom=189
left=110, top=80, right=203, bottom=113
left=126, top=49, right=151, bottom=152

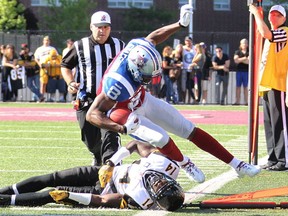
left=50, top=190, right=124, bottom=208
left=90, top=193, right=124, bottom=208
left=126, top=140, right=156, bottom=157
left=249, top=4, right=272, bottom=40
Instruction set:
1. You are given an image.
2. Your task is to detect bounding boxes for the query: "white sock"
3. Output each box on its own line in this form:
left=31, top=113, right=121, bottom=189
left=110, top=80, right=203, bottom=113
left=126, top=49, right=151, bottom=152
left=229, top=157, right=242, bottom=169
left=12, top=184, right=19, bottom=195
left=68, top=192, right=92, bottom=205
left=11, top=195, right=16, bottom=205
left=178, top=155, right=189, bottom=166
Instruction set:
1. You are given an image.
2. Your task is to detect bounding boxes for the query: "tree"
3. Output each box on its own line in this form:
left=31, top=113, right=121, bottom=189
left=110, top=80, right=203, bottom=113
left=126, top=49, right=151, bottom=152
left=0, top=0, right=26, bottom=31
left=41, top=0, right=97, bottom=31
left=38, top=0, right=97, bottom=50
left=123, top=6, right=176, bottom=32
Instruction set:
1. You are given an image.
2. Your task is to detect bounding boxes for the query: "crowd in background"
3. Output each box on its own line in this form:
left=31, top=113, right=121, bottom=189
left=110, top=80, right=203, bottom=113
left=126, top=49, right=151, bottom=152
left=147, top=36, right=249, bottom=106
left=0, top=36, right=74, bottom=103
left=0, top=34, right=248, bottom=105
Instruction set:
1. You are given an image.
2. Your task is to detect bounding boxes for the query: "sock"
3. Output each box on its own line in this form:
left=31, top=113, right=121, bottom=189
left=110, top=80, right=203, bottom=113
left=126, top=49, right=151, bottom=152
left=68, top=192, right=92, bottom=205
left=190, top=128, right=234, bottom=164
left=157, top=138, right=184, bottom=162
left=12, top=184, right=19, bottom=195
left=228, top=157, right=242, bottom=169
left=177, top=155, right=190, bottom=167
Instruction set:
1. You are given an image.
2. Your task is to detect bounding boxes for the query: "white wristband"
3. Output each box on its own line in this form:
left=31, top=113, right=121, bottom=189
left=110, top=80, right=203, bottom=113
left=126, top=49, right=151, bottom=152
left=109, top=147, right=131, bottom=165
left=68, top=192, right=92, bottom=205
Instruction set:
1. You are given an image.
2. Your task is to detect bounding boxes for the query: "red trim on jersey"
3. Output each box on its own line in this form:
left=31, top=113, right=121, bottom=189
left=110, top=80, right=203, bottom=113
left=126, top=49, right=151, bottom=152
left=115, top=86, right=146, bottom=110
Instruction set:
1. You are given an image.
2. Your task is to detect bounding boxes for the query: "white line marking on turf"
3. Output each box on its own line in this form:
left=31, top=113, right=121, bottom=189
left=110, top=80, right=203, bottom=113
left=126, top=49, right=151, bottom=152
left=185, top=156, right=268, bottom=203
left=133, top=210, right=168, bottom=216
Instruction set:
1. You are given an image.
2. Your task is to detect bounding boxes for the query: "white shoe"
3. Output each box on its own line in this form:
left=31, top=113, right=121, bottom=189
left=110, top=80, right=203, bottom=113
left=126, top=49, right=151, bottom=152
left=181, top=159, right=205, bottom=183
left=235, top=161, right=261, bottom=177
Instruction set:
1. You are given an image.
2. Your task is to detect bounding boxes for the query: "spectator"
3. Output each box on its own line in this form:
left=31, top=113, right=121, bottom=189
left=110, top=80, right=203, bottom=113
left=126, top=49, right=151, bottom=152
left=42, top=49, right=65, bottom=102
left=189, top=43, right=206, bottom=104
left=34, top=36, right=58, bottom=101
left=62, top=38, right=74, bottom=57
left=62, top=38, right=75, bottom=102
left=182, top=36, right=196, bottom=104
left=150, top=73, right=161, bottom=98
left=233, top=38, right=249, bottom=105
left=199, top=42, right=213, bottom=105
left=212, top=46, right=230, bottom=105
left=172, top=43, right=183, bottom=104
left=0, top=44, right=6, bottom=101
left=61, top=11, right=125, bottom=166
left=18, top=44, right=44, bottom=102
left=2, top=44, right=22, bottom=101
left=249, top=4, right=288, bottom=171
left=162, top=45, right=175, bottom=103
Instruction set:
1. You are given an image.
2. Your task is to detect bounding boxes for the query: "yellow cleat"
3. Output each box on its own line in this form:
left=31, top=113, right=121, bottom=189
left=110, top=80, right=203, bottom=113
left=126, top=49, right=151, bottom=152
left=98, top=164, right=114, bottom=188
left=49, top=190, right=70, bottom=204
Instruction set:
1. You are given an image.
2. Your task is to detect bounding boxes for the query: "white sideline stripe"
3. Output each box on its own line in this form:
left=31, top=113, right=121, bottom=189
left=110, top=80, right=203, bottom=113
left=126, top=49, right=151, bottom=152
left=184, top=156, right=268, bottom=203
left=133, top=210, right=168, bottom=216
left=0, top=137, right=78, bottom=140
left=3, top=206, right=133, bottom=213
left=0, top=145, right=84, bottom=149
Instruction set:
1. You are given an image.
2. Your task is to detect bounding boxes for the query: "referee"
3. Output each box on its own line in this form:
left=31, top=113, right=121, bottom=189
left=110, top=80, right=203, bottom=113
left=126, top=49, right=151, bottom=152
left=61, top=11, right=125, bottom=166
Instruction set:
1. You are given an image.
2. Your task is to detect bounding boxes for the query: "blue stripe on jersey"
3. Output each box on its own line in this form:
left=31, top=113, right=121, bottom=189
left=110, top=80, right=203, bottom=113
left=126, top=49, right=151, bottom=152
left=104, top=63, right=140, bottom=102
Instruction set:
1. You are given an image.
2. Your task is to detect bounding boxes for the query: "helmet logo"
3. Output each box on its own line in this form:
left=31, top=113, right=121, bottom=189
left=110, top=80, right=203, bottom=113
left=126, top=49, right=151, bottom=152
left=132, top=52, right=148, bottom=70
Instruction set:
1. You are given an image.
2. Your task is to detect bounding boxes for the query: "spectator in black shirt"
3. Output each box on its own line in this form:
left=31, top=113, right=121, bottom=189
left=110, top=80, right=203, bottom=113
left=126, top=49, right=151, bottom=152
left=19, top=44, right=44, bottom=102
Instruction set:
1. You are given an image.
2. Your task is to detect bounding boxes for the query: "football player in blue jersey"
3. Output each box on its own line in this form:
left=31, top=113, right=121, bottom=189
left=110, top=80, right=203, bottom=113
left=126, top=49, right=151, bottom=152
left=86, top=4, right=261, bottom=185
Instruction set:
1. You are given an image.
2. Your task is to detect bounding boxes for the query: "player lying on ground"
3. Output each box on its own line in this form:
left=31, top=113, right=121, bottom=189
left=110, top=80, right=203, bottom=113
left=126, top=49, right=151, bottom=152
left=85, top=4, right=261, bottom=182
left=0, top=140, right=185, bottom=211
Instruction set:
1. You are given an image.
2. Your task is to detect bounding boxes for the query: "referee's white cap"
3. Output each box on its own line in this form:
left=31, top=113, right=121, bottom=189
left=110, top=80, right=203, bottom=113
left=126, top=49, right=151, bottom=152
left=269, top=5, right=286, bottom=17
left=91, top=11, right=111, bottom=27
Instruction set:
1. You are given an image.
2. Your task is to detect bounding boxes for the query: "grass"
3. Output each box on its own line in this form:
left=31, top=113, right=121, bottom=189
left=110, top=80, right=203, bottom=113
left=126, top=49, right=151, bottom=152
left=0, top=102, right=286, bottom=216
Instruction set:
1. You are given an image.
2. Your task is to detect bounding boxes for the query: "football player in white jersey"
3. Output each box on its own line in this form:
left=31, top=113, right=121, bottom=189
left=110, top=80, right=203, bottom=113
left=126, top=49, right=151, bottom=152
left=85, top=4, right=261, bottom=182
left=0, top=140, right=185, bottom=211
left=51, top=141, right=185, bottom=211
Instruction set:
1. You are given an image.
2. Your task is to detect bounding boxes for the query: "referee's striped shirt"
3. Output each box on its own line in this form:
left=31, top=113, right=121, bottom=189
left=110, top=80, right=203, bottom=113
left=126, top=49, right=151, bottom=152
left=61, top=35, right=125, bottom=98
left=271, top=27, right=287, bottom=51
left=261, top=27, right=287, bottom=66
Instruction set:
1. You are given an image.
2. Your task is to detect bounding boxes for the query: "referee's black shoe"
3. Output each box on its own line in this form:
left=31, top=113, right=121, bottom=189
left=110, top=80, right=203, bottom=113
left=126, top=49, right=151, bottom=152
left=267, top=163, right=288, bottom=171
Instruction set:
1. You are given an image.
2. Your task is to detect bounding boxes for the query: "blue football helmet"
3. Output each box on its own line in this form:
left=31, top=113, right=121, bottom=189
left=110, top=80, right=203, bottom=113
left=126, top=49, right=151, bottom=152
left=127, top=44, right=162, bottom=85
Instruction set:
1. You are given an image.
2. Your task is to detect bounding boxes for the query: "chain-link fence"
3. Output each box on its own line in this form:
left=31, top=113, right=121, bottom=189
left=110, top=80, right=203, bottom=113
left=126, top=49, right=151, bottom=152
left=0, top=30, right=251, bottom=104
left=0, top=30, right=248, bottom=63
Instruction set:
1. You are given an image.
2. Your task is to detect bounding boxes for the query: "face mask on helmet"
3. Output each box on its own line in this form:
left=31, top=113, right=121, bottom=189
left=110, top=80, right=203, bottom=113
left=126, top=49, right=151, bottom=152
left=143, top=170, right=185, bottom=211
left=127, top=45, right=162, bottom=85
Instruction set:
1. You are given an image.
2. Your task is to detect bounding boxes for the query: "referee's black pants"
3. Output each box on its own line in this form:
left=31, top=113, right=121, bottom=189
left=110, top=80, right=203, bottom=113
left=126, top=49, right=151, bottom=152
left=263, top=90, right=288, bottom=167
left=76, top=104, right=121, bottom=166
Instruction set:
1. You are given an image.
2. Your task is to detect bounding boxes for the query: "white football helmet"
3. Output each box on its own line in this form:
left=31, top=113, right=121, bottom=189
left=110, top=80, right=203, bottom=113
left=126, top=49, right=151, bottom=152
left=127, top=44, right=162, bottom=84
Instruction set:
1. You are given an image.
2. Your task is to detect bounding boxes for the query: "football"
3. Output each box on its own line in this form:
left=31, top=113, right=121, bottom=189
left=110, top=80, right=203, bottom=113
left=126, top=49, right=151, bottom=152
left=109, top=108, right=131, bottom=125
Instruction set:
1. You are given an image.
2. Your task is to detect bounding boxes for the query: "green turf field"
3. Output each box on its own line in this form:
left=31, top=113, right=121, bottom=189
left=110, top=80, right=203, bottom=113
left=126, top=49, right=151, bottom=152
left=0, top=103, right=287, bottom=216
